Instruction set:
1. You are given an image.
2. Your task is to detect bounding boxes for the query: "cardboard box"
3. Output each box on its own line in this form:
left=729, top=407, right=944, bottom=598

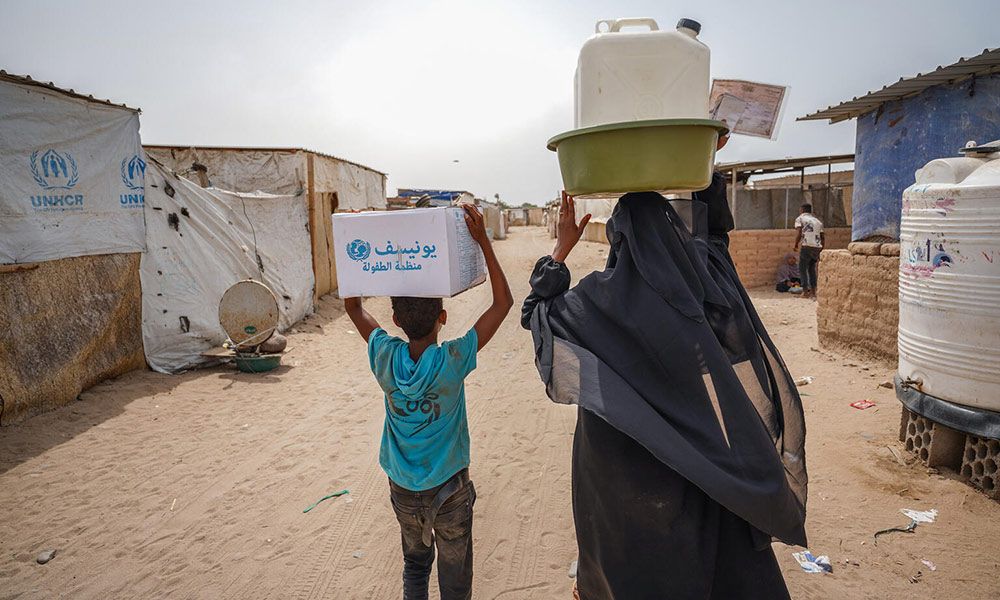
left=333, top=207, right=486, bottom=298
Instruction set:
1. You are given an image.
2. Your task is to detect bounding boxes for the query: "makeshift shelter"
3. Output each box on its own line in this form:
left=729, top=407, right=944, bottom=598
left=526, top=207, right=545, bottom=226
left=144, top=146, right=387, bottom=301
left=800, top=47, right=1000, bottom=364
left=480, top=201, right=507, bottom=240
left=715, top=155, right=855, bottom=288
left=141, top=162, right=314, bottom=373
left=507, top=208, right=528, bottom=226
left=800, top=47, right=1000, bottom=241
left=396, top=189, right=474, bottom=207
left=0, top=72, right=146, bottom=424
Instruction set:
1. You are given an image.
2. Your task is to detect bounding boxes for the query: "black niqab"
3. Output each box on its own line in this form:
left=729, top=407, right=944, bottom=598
left=524, top=192, right=807, bottom=546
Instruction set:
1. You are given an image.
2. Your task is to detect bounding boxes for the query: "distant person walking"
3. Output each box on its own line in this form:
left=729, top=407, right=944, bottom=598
left=793, top=203, right=824, bottom=298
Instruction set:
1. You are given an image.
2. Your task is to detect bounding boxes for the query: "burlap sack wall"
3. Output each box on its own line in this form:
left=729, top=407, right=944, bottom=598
left=0, top=253, right=145, bottom=425
left=817, top=248, right=900, bottom=365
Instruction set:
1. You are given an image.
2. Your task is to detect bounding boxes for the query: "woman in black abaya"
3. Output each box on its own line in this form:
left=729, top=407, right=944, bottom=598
left=522, top=145, right=807, bottom=599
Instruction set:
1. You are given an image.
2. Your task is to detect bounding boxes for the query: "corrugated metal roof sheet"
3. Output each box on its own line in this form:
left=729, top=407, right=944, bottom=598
left=0, top=70, right=139, bottom=112
left=143, top=145, right=387, bottom=177
left=717, top=153, right=854, bottom=175
left=799, top=48, right=1000, bottom=123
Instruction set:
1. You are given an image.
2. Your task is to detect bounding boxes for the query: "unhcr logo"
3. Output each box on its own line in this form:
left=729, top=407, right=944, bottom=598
left=30, top=194, right=84, bottom=211
left=30, top=149, right=79, bottom=190
left=120, top=154, right=146, bottom=208
left=121, top=154, right=146, bottom=191
left=29, top=149, right=84, bottom=211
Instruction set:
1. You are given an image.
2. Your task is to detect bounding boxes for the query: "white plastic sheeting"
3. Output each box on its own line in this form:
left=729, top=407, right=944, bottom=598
left=141, top=162, right=314, bottom=373
left=144, top=147, right=305, bottom=195
left=0, top=78, right=145, bottom=263
left=575, top=197, right=616, bottom=223
left=143, top=147, right=385, bottom=211
left=312, top=155, right=387, bottom=211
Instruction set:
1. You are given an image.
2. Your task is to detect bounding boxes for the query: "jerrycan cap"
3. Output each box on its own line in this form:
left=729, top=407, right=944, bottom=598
left=676, top=18, right=701, bottom=35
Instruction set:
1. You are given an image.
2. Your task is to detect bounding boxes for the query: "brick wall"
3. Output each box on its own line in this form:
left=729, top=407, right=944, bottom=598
left=728, top=228, right=852, bottom=288
left=579, top=224, right=853, bottom=290
left=816, top=245, right=900, bottom=365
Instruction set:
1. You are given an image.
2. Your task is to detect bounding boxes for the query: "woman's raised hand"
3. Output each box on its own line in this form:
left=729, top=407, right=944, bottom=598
left=552, top=191, right=591, bottom=263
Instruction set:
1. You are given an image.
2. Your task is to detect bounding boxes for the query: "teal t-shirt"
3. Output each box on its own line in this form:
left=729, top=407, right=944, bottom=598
left=368, top=327, right=478, bottom=491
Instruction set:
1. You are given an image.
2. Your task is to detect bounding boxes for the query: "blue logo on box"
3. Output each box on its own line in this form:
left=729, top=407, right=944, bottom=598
left=347, top=239, right=372, bottom=261
left=30, top=149, right=79, bottom=190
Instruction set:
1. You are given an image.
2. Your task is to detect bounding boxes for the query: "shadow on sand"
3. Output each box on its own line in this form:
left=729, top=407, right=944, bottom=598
left=0, top=294, right=350, bottom=476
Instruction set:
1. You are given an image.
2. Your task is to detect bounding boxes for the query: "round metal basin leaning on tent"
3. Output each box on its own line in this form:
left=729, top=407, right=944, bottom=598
left=219, top=279, right=284, bottom=373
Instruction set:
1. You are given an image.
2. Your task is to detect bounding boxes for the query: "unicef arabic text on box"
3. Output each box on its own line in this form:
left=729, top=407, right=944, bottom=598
left=333, top=207, right=487, bottom=298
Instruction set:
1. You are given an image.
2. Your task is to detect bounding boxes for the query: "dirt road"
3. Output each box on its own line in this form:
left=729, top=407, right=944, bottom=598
left=2, top=227, right=998, bottom=599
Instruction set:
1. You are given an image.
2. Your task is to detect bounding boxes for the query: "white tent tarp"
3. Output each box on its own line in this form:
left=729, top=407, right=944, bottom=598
left=0, top=78, right=145, bottom=263
left=576, top=198, right=616, bottom=223
left=312, top=154, right=387, bottom=210
left=141, top=163, right=314, bottom=373
left=144, top=147, right=385, bottom=211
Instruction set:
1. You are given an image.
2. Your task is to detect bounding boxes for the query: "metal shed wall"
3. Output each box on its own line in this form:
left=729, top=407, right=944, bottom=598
left=853, top=73, right=1000, bottom=240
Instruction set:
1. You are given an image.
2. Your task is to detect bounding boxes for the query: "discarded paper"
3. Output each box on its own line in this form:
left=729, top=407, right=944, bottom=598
left=901, top=508, right=938, bottom=523
left=792, top=551, right=832, bottom=574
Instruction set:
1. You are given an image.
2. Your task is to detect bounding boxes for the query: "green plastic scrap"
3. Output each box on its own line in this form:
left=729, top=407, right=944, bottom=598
left=303, top=489, right=350, bottom=513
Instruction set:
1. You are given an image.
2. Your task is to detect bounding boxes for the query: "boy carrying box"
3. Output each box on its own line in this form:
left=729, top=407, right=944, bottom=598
left=344, top=204, right=513, bottom=600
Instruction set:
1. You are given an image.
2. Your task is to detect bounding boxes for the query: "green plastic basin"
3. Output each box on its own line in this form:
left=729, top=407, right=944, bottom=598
left=234, top=353, right=282, bottom=373
left=547, top=119, right=728, bottom=196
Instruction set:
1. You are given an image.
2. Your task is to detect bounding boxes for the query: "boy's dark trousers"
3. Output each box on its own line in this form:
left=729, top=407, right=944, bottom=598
left=389, top=469, right=476, bottom=600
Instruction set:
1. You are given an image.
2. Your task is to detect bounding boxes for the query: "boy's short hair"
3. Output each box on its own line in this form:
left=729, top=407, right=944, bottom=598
left=391, top=297, right=444, bottom=339
left=801, top=203, right=812, bottom=213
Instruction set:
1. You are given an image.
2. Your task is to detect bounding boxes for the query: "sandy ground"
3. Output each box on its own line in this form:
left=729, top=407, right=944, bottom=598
left=2, top=227, right=999, bottom=600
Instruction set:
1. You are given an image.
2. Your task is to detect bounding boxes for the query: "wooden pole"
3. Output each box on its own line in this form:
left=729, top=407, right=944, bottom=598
left=731, top=169, right=738, bottom=226
left=828, top=162, right=833, bottom=223
left=306, top=153, right=322, bottom=303
left=0, top=263, right=40, bottom=274
left=784, top=187, right=790, bottom=229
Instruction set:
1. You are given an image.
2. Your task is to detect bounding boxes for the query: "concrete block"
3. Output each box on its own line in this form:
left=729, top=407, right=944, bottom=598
left=900, top=407, right=966, bottom=470
left=960, top=436, right=1000, bottom=500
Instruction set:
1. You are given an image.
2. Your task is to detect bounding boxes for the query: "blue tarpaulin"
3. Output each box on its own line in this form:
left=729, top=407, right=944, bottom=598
left=397, top=189, right=470, bottom=201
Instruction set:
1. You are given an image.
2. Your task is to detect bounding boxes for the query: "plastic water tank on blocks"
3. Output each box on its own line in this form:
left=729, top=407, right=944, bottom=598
left=898, top=143, right=1000, bottom=414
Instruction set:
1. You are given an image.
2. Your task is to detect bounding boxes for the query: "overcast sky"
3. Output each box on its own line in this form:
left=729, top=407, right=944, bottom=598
left=2, top=1, right=997, bottom=204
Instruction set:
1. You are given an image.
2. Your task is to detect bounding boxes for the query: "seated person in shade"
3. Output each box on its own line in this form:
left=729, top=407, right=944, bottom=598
left=776, top=253, right=802, bottom=293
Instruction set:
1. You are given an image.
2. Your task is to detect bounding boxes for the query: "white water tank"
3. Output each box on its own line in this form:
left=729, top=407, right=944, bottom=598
left=898, top=147, right=1000, bottom=412
left=574, top=17, right=710, bottom=129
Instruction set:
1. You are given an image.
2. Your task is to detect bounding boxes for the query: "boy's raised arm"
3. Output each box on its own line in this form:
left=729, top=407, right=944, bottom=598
left=463, top=204, right=514, bottom=351
left=344, top=296, right=380, bottom=342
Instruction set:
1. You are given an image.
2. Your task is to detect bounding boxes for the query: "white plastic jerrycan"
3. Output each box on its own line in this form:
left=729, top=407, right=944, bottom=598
left=574, top=17, right=710, bottom=129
